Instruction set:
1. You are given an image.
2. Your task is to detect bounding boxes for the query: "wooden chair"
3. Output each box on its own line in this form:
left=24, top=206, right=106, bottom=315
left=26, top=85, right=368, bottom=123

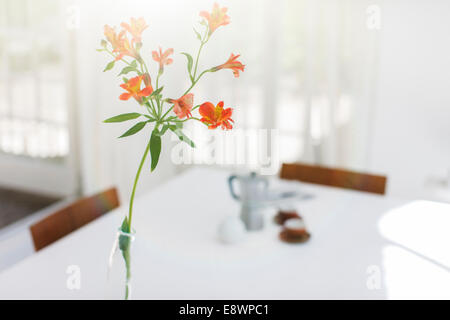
left=280, top=163, right=387, bottom=195
left=29, top=187, right=120, bottom=251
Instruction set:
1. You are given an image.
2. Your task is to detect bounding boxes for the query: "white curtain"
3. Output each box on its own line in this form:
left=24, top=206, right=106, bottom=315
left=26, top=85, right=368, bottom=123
left=71, top=0, right=380, bottom=199
left=278, top=0, right=380, bottom=169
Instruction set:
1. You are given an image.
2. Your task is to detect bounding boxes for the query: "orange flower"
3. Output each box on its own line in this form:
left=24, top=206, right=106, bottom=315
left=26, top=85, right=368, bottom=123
left=152, top=47, right=174, bottom=71
left=104, top=25, right=122, bottom=50
left=199, top=101, right=233, bottom=130
left=212, top=54, right=245, bottom=78
left=116, top=37, right=140, bottom=61
left=200, top=3, right=230, bottom=35
left=121, top=17, right=148, bottom=44
left=119, top=75, right=153, bottom=103
left=169, top=93, right=194, bottom=119
left=103, top=25, right=140, bottom=61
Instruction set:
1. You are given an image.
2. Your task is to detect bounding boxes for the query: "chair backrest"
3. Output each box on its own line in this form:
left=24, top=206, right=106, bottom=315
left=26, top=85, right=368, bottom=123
left=280, top=163, right=387, bottom=195
left=30, top=187, right=120, bottom=251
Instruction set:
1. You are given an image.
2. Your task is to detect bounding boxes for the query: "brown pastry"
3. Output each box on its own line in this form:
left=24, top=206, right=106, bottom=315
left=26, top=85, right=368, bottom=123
left=274, top=210, right=301, bottom=225
left=279, top=218, right=311, bottom=244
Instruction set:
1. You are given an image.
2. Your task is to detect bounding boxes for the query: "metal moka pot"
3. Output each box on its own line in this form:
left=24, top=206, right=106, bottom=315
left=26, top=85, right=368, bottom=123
left=228, top=172, right=269, bottom=231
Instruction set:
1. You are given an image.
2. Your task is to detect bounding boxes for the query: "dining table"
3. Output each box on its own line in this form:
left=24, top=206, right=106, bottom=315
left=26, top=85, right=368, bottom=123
left=0, top=167, right=449, bottom=299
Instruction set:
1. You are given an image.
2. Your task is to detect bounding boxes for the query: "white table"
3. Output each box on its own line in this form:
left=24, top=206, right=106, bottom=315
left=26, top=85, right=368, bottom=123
left=0, top=168, right=449, bottom=299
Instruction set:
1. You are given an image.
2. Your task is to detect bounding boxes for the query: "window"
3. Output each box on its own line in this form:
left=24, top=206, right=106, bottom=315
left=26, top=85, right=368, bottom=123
left=110, top=0, right=377, bottom=176
left=0, top=0, right=69, bottom=159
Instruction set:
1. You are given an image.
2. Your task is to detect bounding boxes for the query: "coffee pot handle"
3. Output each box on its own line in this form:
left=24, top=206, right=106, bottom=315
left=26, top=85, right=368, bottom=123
left=228, top=175, right=240, bottom=200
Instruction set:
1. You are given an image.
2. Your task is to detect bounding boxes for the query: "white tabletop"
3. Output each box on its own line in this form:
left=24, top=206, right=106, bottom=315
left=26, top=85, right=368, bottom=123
left=0, top=167, right=449, bottom=299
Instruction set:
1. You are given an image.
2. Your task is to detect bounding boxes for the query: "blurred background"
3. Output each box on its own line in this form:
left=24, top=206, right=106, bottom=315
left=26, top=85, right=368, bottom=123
left=0, top=0, right=449, bottom=231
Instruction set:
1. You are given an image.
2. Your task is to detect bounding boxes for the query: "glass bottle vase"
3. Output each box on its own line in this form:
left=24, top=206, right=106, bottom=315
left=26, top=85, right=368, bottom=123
left=106, top=228, right=135, bottom=300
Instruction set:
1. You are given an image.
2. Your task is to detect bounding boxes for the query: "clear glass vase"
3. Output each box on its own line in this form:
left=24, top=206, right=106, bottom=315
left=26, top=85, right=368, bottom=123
left=106, top=228, right=135, bottom=300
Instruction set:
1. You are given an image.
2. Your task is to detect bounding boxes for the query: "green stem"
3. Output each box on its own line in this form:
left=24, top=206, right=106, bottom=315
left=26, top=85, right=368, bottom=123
left=123, top=247, right=131, bottom=300
left=193, top=27, right=210, bottom=79
left=138, top=60, right=162, bottom=119
left=143, top=62, right=150, bottom=75
left=155, top=72, right=162, bottom=116
left=183, top=70, right=209, bottom=96
left=145, top=101, right=157, bottom=119
left=158, top=27, right=210, bottom=123
left=160, top=106, right=174, bottom=122
left=159, top=70, right=208, bottom=122
left=150, top=100, right=158, bottom=116
left=156, top=72, right=161, bottom=90
left=128, top=140, right=150, bottom=229
left=193, top=42, right=205, bottom=79
left=166, top=116, right=202, bottom=123
left=105, top=49, right=135, bottom=68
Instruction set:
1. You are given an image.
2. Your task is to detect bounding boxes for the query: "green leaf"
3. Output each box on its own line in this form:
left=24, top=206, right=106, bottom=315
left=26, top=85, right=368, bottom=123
left=119, top=121, right=147, bottom=138
left=120, top=216, right=130, bottom=233
left=156, top=124, right=169, bottom=136
left=103, top=60, right=115, bottom=72
left=169, top=126, right=195, bottom=148
left=150, top=86, right=164, bottom=98
left=122, top=77, right=129, bottom=83
left=104, top=113, right=142, bottom=123
left=143, top=115, right=156, bottom=121
left=119, top=217, right=131, bottom=273
left=118, top=66, right=137, bottom=76
left=175, top=121, right=183, bottom=129
left=181, top=52, right=194, bottom=75
left=150, top=129, right=162, bottom=171
left=100, top=39, right=107, bottom=48
left=193, top=28, right=202, bottom=40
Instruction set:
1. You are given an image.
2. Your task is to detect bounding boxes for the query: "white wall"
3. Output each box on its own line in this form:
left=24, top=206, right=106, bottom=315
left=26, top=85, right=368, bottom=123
left=370, top=0, right=450, bottom=199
